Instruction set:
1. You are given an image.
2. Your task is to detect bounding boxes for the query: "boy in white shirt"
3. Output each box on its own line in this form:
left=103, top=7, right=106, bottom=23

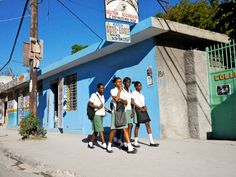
left=88, top=83, right=109, bottom=149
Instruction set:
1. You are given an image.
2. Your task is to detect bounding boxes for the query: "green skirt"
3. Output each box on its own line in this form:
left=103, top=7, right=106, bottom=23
left=92, top=115, right=104, bottom=132
left=110, top=111, right=128, bottom=130
left=126, top=110, right=138, bottom=124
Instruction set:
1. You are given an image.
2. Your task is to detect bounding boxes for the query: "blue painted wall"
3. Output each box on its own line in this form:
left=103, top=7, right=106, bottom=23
left=38, top=38, right=161, bottom=138
left=7, top=112, right=18, bottom=128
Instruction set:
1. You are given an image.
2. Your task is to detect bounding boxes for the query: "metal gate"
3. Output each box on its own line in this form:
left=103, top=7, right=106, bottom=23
left=206, top=40, right=236, bottom=140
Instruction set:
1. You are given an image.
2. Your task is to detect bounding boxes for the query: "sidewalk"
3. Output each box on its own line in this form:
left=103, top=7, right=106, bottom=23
left=0, top=128, right=236, bottom=177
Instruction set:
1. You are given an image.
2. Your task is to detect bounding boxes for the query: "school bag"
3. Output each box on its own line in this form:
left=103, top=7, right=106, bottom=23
left=114, top=102, right=127, bottom=127
left=87, top=94, right=103, bottom=121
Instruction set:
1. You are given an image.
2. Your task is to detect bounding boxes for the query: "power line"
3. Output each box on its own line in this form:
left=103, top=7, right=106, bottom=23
left=0, top=15, right=30, bottom=23
left=157, top=0, right=169, bottom=14
left=65, top=0, right=103, bottom=13
left=56, top=0, right=103, bottom=41
left=0, top=0, right=30, bottom=72
left=0, top=60, right=22, bottom=64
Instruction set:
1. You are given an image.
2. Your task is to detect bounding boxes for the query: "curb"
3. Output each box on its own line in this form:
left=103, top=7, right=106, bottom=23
left=0, top=145, right=81, bottom=177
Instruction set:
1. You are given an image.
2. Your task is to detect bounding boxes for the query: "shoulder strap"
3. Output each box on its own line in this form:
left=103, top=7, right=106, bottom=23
left=96, top=93, right=103, bottom=104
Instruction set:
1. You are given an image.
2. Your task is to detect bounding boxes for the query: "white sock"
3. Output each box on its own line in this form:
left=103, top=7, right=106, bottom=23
left=149, top=134, right=155, bottom=144
left=113, top=137, right=118, bottom=143
left=134, top=137, right=139, bottom=145
left=107, top=142, right=112, bottom=151
left=102, top=143, right=107, bottom=149
left=127, top=143, right=134, bottom=151
left=88, top=142, right=93, bottom=146
left=124, top=142, right=128, bottom=147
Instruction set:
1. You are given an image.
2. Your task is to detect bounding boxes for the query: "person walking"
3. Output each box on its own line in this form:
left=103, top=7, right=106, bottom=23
left=107, top=77, right=136, bottom=154
left=131, top=81, right=159, bottom=147
left=88, top=83, right=109, bottom=149
left=123, top=77, right=136, bottom=141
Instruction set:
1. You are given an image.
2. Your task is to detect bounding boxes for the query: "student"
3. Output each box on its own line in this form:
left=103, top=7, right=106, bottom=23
left=107, top=77, right=136, bottom=153
left=131, top=81, right=159, bottom=147
left=88, top=83, right=109, bottom=149
left=113, top=77, right=135, bottom=149
left=123, top=77, right=136, bottom=141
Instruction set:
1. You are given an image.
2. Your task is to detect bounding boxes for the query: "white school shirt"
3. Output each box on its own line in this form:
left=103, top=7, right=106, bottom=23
left=89, top=92, right=105, bottom=116
left=131, top=90, right=145, bottom=108
left=110, top=87, right=127, bottom=111
left=124, top=88, right=132, bottom=111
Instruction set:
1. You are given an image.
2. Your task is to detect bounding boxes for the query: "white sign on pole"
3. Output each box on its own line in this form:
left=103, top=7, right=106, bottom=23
left=105, top=22, right=131, bottom=43
left=105, top=0, right=139, bottom=23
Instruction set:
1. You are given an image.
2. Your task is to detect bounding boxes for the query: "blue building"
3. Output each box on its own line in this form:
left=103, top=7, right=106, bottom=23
left=0, top=17, right=228, bottom=139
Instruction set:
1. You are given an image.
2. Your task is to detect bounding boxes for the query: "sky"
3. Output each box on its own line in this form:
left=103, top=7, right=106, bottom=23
left=0, top=0, right=180, bottom=76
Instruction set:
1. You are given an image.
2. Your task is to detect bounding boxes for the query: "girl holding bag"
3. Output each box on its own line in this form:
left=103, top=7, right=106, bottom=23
left=107, top=77, right=137, bottom=154
left=131, top=81, right=159, bottom=147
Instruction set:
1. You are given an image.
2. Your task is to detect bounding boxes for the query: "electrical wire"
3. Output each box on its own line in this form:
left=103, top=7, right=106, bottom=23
left=65, top=0, right=104, bottom=13
left=0, top=15, right=30, bottom=23
left=0, top=60, right=22, bottom=64
left=56, top=0, right=103, bottom=41
left=157, top=0, right=168, bottom=14
left=0, top=0, right=30, bottom=72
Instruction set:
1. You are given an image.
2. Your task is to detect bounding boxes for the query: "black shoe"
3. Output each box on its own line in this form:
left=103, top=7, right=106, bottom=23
left=133, top=144, right=140, bottom=148
left=127, top=148, right=137, bottom=154
left=101, top=146, right=107, bottom=150
left=150, top=143, right=159, bottom=147
left=114, top=141, right=121, bottom=146
left=120, top=145, right=128, bottom=151
left=106, top=149, right=113, bottom=153
left=88, top=144, right=95, bottom=149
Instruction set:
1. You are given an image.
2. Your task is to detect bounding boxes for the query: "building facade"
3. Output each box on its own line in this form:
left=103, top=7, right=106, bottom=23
left=0, top=17, right=229, bottom=139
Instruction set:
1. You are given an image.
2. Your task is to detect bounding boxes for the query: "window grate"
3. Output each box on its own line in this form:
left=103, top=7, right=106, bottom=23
left=65, top=74, right=77, bottom=111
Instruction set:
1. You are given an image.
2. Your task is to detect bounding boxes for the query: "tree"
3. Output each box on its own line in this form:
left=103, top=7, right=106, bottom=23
left=71, top=44, right=88, bottom=54
left=213, top=0, right=236, bottom=39
left=156, top=0, right=236, bottom=39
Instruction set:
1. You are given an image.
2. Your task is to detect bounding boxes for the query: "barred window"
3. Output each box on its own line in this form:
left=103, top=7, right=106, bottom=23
left=65, top=74, right=77, bottom=111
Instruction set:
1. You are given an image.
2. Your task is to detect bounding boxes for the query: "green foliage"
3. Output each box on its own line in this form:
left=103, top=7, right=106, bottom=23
left=19, top=112, right=47, bottom=139
left=157, top=0, right=216, bottom=30
left=213, top=0, right=236, bottom=38
left=71, top=44, right=88, bottom=54
left=156, top=0, right=236, bottom=39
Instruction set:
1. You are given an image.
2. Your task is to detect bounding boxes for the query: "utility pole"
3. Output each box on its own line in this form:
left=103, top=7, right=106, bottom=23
left=29, top=0, right=38, bottom=117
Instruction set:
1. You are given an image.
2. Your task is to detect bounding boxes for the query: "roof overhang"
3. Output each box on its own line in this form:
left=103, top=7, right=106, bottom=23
left=36, top=17, right=229, bottom=81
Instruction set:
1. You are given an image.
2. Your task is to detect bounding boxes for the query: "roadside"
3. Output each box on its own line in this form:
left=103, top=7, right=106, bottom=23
left=0, top=150, right=51, bottom=177
left=0, top=128, right=236, bottom=177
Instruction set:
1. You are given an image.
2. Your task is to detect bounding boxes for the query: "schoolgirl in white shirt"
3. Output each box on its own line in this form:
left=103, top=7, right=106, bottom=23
left=107, top=77, right=136, bottom=154
left=131, top=81, right=159, bottom=147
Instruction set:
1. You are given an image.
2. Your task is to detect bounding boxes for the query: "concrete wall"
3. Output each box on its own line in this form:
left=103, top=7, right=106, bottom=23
left=192, top=50, right=211, bottom=139
left=156, top=46, right=189, bottom=139
left=156, top=46, right=211, bottom=139
left=38, top=38, right=161, bottom=138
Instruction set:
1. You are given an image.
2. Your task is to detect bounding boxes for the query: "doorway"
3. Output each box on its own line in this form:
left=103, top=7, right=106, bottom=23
left=3, top=102, right=7, bottom=124
left=51, top=81, right=58, bottom=128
